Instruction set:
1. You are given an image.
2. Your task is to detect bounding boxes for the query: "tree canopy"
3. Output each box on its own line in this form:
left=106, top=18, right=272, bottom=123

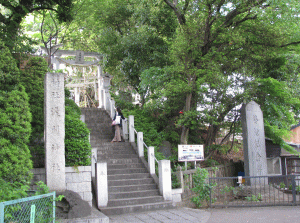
left=15, top=0, right=300, bottom=160
left=0, top=0, right=73, bottom=51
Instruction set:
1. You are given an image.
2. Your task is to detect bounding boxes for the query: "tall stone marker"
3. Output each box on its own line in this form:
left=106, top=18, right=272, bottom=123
left=241, top=101, right=268, bottom=182
left=45, top=72, right=66, bottom=192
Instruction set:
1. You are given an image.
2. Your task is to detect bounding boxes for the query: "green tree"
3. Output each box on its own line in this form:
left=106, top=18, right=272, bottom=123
left=161, top=0, right=300, bottom=144
left=59, top=0, right=177, bottom=106
left=0, top=0, right=73, bottom=51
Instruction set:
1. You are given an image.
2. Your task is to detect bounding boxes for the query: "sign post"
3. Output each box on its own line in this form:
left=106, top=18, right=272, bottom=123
left=178, top=145, right=204, bottom=168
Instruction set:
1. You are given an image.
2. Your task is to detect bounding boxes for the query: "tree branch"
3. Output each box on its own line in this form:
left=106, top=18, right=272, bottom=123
left=163, top=0, right=186, bottom=25
left=280, top=41, right=300, bottom=48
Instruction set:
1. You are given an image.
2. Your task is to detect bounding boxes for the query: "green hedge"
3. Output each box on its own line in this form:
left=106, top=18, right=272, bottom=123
left=0, top=41, right=33, bottom=191
left=65, top=98, right=91, bottom=166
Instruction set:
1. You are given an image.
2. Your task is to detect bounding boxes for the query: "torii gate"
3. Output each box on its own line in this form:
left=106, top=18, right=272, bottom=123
left=48, top=49, right=112, bottom=109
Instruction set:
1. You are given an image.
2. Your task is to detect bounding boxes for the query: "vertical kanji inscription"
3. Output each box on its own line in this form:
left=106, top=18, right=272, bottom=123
left=45, top=72, right=65, bottom=191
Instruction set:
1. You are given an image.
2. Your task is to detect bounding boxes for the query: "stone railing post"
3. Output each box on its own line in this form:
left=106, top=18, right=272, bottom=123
left=129, top=115, right=134, bottom=143
left=148, top=146, right=155, bottom=175
left=137, top=132, right=144, bottom=157
left=122, top=118, right=128, bottom=140
left=96, top=162, right=108, bottom=207
left=80, top=114, right=85, bottom=123
left=158, top=160, right=172, bottom=201
left=105, top=92, right=110, bottom=112
left=110, top=99, right=115, bottom=118
left=176, top=166, right=184, bottom=192
left=91, top=148, right=97, bottom=178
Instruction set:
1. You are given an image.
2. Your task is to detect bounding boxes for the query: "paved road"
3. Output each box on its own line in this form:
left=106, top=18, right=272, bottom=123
left=109, top=208, right=210, bottom=223
left=109, top=206, right=300, bottom=223
left=206, top=206, right=300, bottom=223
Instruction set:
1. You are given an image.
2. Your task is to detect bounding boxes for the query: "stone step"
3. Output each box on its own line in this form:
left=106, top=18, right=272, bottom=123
left=108, top=189, right=160, bottom=199
left=108, top=178, right=154, bottom=187
left=94, top=142, right=132, bottom=147
left=86, top=122, right=112, bottom=126
left=92, top=141, right=131, bottom=146
left=108, top=173, right=151, bottom=181
left=108, top=168, right=148, bottom=175
left=107, top=196, right=164, bottom=207
left=86, top=125, right=112, bottom=130
left=99, top=154, right=139, bottom=160
left=108, top=163, right=145, bottom=170
left=97, top=146, right=136, bottom=155
left=104, top=158, right=141, bottom=165
left=89, top=133, right=113, bottom=137
left=108, top=184, right=157, bottom=193
left=96, top=144, right=134, bottom=150
left=100, top=201, right=174, bottom=216
left=82, top=107, right=173, bottom=216
left=97, top=149, right=137, bottom=155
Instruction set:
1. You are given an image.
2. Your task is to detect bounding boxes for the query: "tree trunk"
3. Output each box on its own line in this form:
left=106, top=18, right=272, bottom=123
left=180, top=93, right=192, bottom=144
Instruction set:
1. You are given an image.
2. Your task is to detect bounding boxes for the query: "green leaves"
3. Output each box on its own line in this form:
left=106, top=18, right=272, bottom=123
left=191, top=168, right=216, bottom=207
left=65, top=100, right=91, bottom=167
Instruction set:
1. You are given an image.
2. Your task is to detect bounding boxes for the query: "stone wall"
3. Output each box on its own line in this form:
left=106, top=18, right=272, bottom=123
left=31, top=166, right=92, bottom=207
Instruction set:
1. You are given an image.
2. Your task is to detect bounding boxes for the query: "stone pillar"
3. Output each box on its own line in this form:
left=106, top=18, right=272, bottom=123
left=158, top=160, right=172, bottom=201
left=105, top=89, right=110, bottom=111
left=129, top=115, right=135, bottom=143
left=241, top=101, right=268, bottom=184
left=53, top=57, right=61, bottom=70
left=122, top=118, right=128, bottom=140
left=91, top=148, right=97, bottom=178
left=148, top=146, right=155, bottom=175
left=137, top=132, right=144, bottom=157
left=97, top=65, right=102, bottom=108
left=80, top=114, right=85, bottom=123
left=44, top=72, right=66, bottom=192
left=110, top=100, right=115, bottom=119
left=96, top=162, right=108, bottom=207
left=74, top=87, right=80, bottom=106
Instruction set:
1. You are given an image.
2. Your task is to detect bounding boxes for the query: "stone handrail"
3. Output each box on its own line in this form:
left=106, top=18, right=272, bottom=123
left=127, top=115, right=172, bottom=200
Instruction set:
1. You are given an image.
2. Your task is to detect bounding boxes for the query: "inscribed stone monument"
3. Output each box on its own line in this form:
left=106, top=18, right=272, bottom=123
left=241, top=101, right=268, bottom=181
left=45, top=72, right=66, bottom=191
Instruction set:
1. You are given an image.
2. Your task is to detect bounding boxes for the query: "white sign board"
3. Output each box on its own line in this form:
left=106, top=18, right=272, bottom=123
left=178, top=145, right=204, bottom=162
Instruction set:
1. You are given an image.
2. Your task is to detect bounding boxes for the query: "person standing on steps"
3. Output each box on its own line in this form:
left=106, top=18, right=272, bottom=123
left=111, top=107, right=125, bottom=142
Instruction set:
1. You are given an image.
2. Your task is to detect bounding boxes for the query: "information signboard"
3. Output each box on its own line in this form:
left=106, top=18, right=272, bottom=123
left=178, top=145, right=204, bottom=162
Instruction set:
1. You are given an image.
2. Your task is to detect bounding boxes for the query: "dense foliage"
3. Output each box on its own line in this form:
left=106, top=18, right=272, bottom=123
left=20, top=56, right=48, bottom=165
left=12, top=0, right=300, bottom=164
left=0, top=41, right=33, bottom=197
left=0, top=0, right=73, bottom=51
left=65, top=97, right=91, bottom=166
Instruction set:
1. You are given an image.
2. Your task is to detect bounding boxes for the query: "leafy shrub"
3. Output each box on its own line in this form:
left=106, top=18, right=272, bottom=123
left=280, top=182, right=286, bottom=189
left=0, top=41, right=32, bottom=196
left=20, top=57, right=47, bottom=142
left=0, top=41, right=20, bottom=91
left=65, top=98, right=81, bottom=118
left=204, top=159, right=220, bottom=167
left=0, top=84, right=33, bottom=185
left=65, top=99, right=91, bottom=166
left=0, top=179, right=29, bottom=202
left=191, top=168, right=216, bottom=207
left=19, top=57, right=48, bottom=167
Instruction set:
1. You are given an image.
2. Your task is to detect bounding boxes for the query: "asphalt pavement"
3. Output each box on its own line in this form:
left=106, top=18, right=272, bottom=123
left=108, top=206, right=300, bottom=223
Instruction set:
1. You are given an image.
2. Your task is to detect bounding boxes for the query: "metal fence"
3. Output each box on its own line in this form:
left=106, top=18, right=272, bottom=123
left=0, top=192, right=56, bottom=223
left=209, top=175, right=300, bottom=208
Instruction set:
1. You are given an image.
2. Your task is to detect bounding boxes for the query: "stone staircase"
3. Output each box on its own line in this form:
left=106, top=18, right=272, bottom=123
left=81, top=108, right=174, bottom=215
